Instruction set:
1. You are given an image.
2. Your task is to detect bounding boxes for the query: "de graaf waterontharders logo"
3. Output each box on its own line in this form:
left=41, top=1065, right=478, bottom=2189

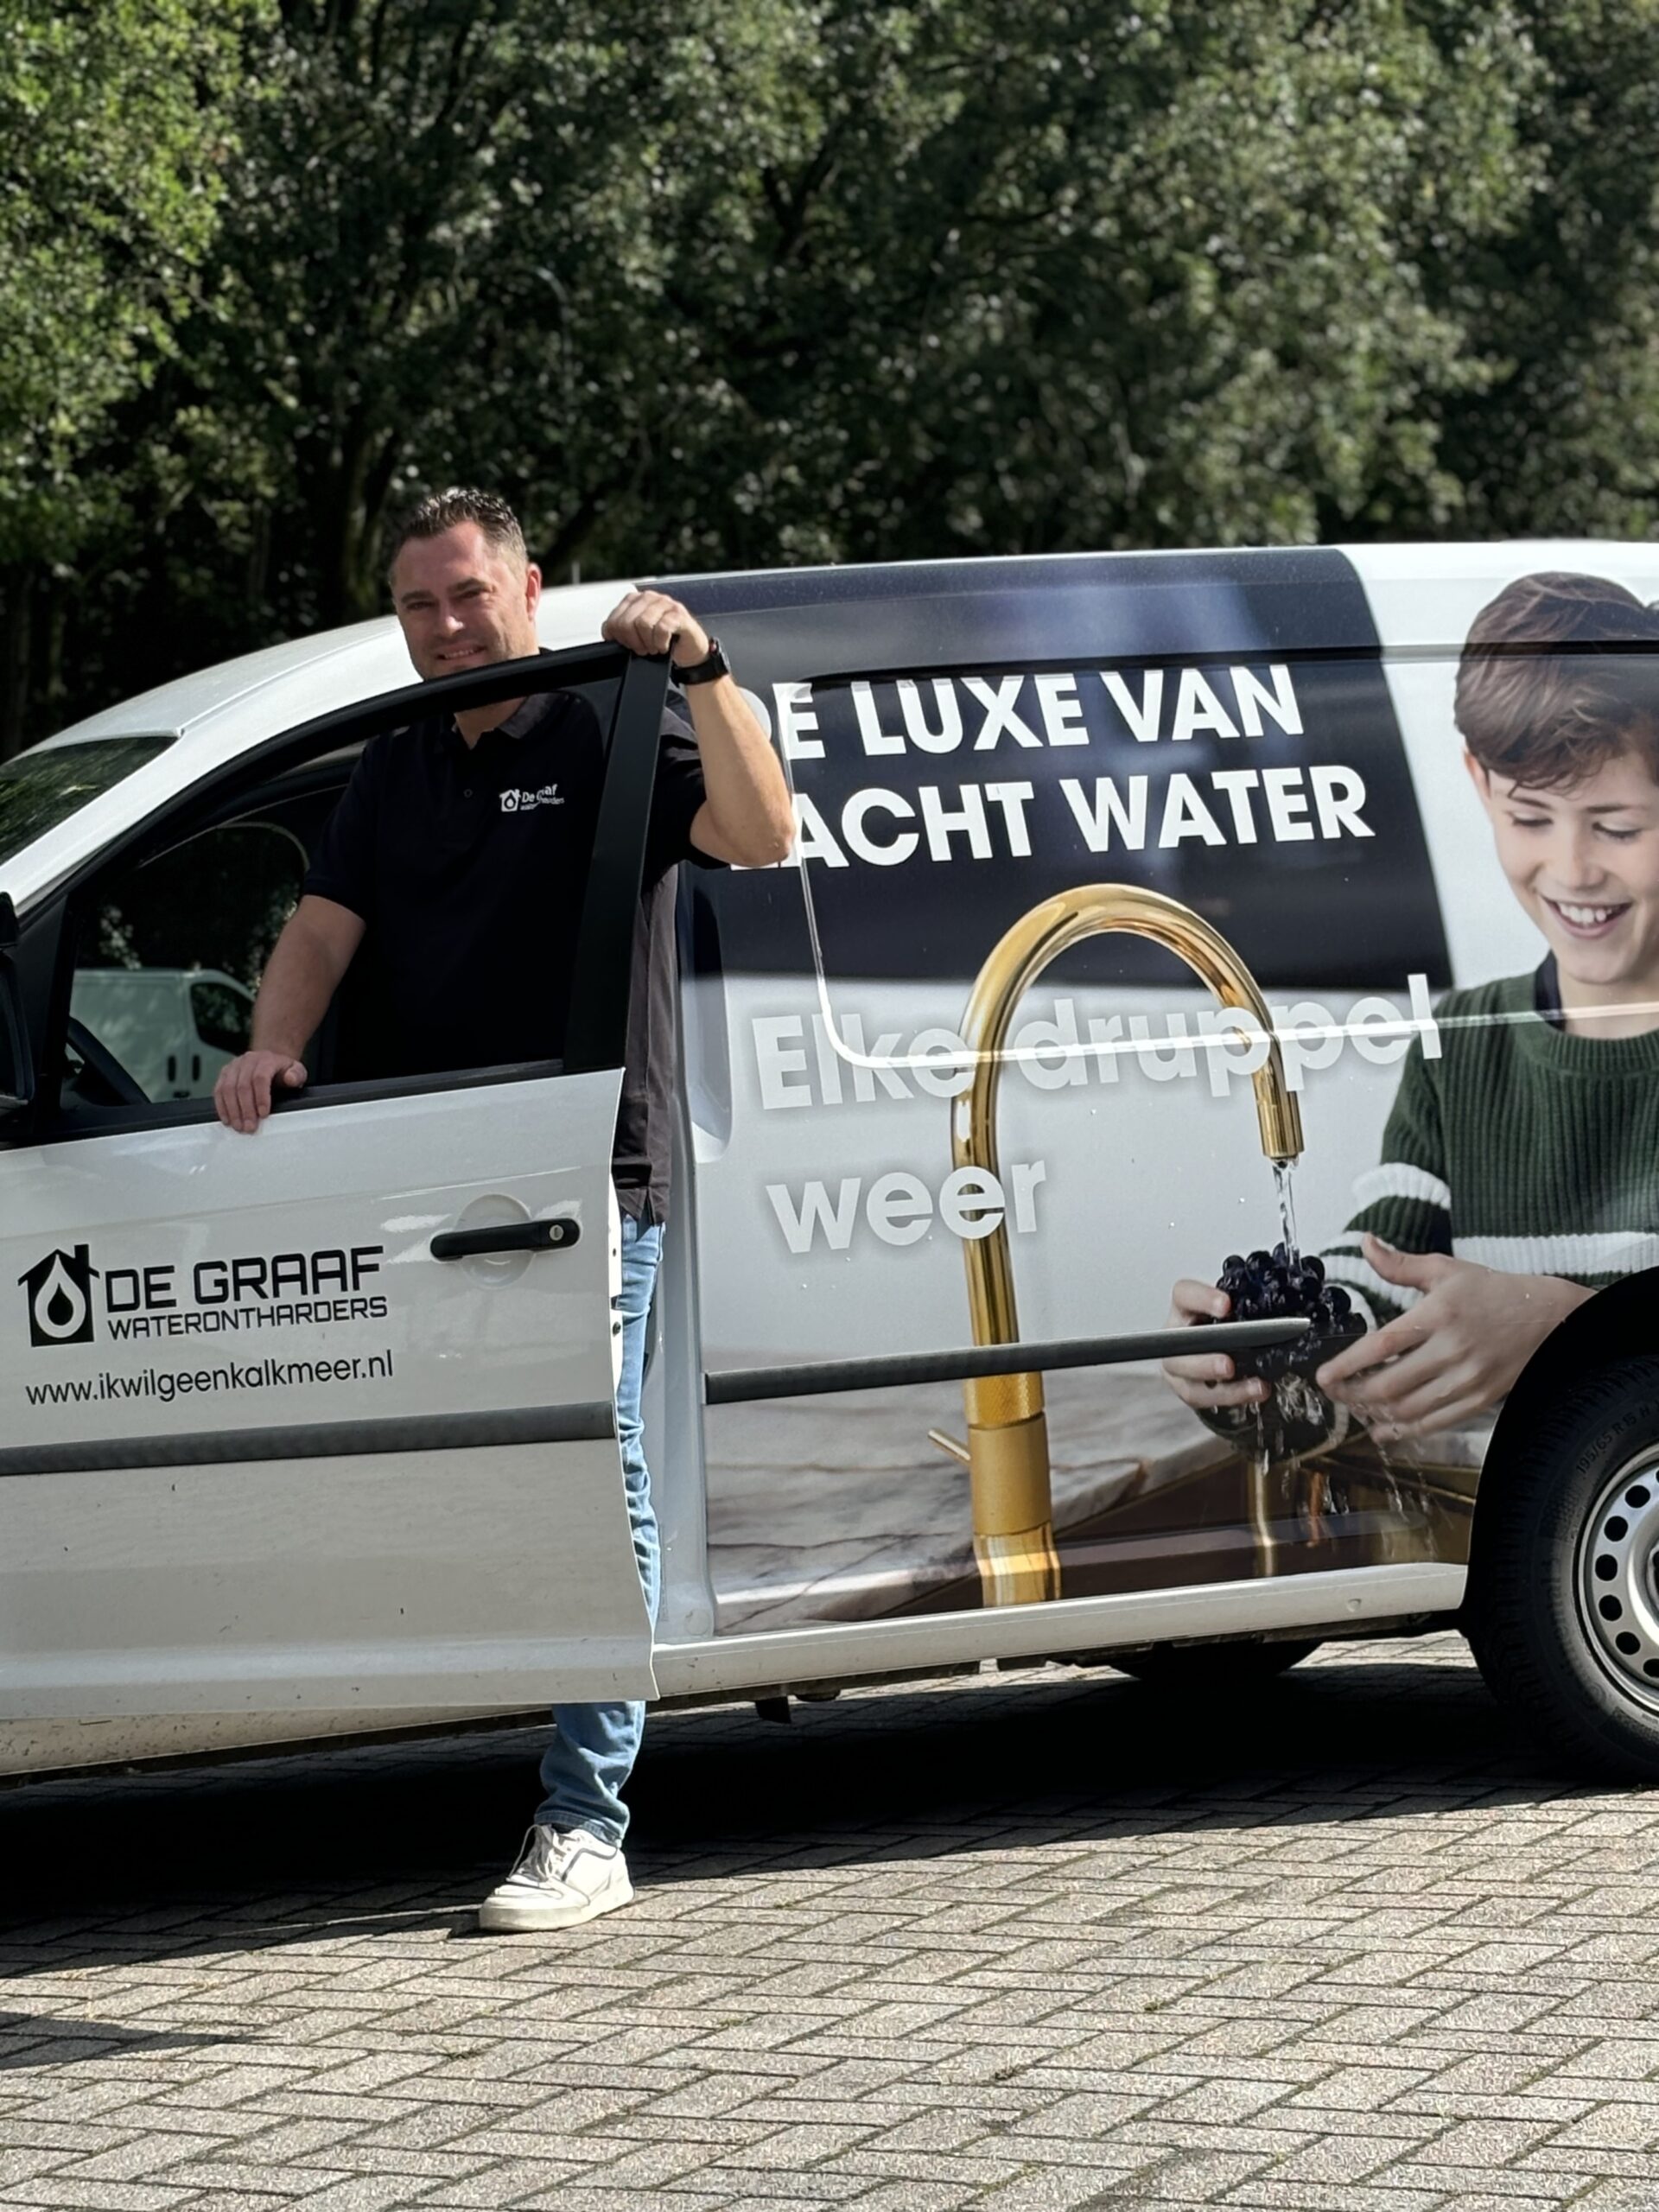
left=16, top=1239, right=387, bottom=1351
left=500, top=783, right=563, bottom=813
left=18, top=1244, right=99, bottom=1348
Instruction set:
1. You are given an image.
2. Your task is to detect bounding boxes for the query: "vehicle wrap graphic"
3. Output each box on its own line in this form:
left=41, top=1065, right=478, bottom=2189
left=659, top=553, right=1659, bottom=1636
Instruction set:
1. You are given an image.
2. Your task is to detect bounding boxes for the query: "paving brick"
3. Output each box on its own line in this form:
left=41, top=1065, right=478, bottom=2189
left=971, top=2168, right=1157, bottom=2210
left=0, top=2152, right=73, bottom=2188
left=43, top=2134, right=217, bottom=2183
left=1245, top=2133, right=1402, bottom=2184
left=407, top=2160, right=588, bottom=2207
left=0, top=2183, right=203, bottom=2210
left=130, top=2162, right=325, bottom=2196
left=1220, top=2188, right=1448, bottom=2211
left=836, top=2185, right=982, bottom=2212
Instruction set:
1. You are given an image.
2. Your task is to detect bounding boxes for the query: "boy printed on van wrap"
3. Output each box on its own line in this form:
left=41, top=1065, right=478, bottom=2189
left=1165, top=572, right=1659, bottom=1440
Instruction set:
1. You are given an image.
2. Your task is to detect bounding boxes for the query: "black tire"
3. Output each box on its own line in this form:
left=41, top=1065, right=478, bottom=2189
left=1467, top=1356, right=1659, bottom=1779
left=1110, top=1639, right=1319, bottom=1690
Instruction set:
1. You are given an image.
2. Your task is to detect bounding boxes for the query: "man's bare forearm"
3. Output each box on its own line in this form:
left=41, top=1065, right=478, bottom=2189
left=250, top=900, right=364, bottom=1058
left=683, top=677, right=794, bottom=865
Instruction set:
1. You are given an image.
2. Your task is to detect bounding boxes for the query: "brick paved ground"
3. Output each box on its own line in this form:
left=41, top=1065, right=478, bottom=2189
left=6, top=1632, right=1659, bottom=2211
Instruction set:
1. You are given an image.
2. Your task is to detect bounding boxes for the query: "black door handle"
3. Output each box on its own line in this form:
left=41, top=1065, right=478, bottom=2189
left=430, top=1218, right=582, bottom=1261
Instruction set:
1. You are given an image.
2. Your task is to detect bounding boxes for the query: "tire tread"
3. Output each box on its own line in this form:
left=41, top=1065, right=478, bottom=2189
left=1468, top=1357, right=1659, bottom=1778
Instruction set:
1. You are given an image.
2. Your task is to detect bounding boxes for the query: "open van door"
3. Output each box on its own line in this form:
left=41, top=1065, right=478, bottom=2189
left=0, top=647, right=667, bottom=1730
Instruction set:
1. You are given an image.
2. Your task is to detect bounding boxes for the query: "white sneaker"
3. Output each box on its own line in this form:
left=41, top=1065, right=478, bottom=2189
left=477, top=1825, right=633, bottom=1933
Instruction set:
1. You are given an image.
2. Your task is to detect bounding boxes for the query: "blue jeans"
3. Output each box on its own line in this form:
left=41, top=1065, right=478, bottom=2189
left=536, top=1209, right=663, bottom=1847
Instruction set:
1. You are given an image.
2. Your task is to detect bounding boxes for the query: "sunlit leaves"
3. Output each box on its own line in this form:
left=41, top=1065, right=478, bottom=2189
left=0, top=0, right=270, bottom=568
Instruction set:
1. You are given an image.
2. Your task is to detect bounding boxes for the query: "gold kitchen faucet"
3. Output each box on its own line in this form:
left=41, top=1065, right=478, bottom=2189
left=942, top=885, right=1305, bottom=1606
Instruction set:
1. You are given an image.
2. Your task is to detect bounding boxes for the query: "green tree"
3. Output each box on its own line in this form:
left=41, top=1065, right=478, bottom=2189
left=95, top=3, right=1541, bottom=654
left=1424, top=0, right=1659, bottom=540
left=0, top=0, right=268, bottom=757
left=613, top=0, right=1541, bottom=564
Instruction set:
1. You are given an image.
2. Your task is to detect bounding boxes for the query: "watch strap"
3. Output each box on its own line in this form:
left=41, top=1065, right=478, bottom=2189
left=670, top=635, right=731, bottom=686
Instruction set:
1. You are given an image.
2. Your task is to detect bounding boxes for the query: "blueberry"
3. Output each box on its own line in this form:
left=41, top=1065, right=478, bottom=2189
left=1300, top=1255, right=1325, bottom=1286
left=1325, top=1286, right=1351, bottom=1320
left=1223, top=1254, right=1244, bottom=1274
left=1248, top=1249, right=1271, bottom=1272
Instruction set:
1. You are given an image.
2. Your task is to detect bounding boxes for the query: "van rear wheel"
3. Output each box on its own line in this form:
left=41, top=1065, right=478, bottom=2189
left=1468, top=1357, right=1659, bottom=1779
left=1109, top=1639, right=1319, bottom=1690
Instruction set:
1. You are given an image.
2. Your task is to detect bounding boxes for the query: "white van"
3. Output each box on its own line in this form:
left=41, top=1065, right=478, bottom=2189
left=67, top=967, right=253, bottom=1101
left=4, top=544, right=1659, bottom=1781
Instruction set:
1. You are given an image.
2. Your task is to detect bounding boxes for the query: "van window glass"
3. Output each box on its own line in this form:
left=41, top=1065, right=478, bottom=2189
left=48, top=654, right=647, bottom=1128
left=0, top=735, right=175, bottom=864
left=68, top=821, right=304, bottom=1106
left=189, top=977, right=253, bottom=1055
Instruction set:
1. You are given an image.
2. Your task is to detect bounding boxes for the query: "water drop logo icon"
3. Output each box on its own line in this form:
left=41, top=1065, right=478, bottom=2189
left=18, top=1245, right=98, bottom=1348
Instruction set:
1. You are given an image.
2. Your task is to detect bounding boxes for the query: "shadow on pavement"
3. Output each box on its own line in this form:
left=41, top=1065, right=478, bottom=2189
left=0, top=1644, right=1599, bottom=1977
left=0, top=2012, right=232, bottom=2070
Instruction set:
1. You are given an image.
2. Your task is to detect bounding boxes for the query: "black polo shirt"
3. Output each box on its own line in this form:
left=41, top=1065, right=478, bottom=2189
left=303, top=681, right=720, bottom=1224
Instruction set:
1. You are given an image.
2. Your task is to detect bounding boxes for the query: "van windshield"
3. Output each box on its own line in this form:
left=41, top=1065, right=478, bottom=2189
left=0, top=734, right=176, bottom=867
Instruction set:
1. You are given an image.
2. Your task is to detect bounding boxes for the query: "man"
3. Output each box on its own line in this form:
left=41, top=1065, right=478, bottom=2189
left=213, top=487, right=793, bottom=1929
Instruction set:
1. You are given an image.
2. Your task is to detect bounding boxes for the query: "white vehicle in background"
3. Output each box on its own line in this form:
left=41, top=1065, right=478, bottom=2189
left=68, top=967, right=252, bottom=1101
left=4, top=546, right=1659, bottom=1785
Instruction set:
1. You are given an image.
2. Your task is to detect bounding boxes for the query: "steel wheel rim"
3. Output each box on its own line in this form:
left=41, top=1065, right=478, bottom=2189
left=1574, top=1445, right=1659, bottom=1713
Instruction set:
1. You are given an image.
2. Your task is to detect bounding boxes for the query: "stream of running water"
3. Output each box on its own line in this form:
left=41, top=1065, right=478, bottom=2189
left=1273, top=1156, right=1300, bottom=1267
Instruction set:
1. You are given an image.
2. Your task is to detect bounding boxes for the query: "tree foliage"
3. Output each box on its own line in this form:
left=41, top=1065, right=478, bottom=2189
left=0, top=0, right=268, bottom=750
left=0, top=0, right=265, bottom=566
left=9, top=0, right=1659, bottom=756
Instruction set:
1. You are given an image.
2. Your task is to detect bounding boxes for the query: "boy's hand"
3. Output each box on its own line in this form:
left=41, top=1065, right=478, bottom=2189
left=1315, top=1234, right=1593, bottom=1437
left=1161, top=1278, right=1270, bottom=1410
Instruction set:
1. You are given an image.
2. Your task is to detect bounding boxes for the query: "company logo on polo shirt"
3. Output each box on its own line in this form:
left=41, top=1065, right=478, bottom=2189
left=18, top=1245, right=99, bottom=1347
left=500, top=783, right=564, bottom=813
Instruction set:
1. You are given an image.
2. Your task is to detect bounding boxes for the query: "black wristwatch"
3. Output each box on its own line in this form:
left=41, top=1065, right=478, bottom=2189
left=670, top=635, right=731, bottom=686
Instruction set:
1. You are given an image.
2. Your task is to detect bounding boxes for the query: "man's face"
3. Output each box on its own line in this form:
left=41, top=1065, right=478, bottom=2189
left=1470, top=743, right=1659, bottom=997
left=390, top=522, right=542, bottom=680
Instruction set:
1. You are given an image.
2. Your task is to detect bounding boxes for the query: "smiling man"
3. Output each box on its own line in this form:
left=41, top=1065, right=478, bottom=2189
left=213, top=486, right=793, bottom=1930
left=1164, top=571, right=1659, bottom=1440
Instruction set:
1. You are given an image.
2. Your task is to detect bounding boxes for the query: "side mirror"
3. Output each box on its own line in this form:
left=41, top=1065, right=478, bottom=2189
left=0, top=894, right=36, bottom=1118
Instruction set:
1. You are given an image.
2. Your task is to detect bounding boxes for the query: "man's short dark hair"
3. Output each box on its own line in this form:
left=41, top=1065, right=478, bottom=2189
left=385, top=488, right=528, bottom=584
left=1455, top=571, right=1659, bottom=791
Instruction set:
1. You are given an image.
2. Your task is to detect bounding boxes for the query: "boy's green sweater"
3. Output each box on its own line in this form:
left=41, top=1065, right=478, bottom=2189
left=1324, top=971, right=1659, bottom=1326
